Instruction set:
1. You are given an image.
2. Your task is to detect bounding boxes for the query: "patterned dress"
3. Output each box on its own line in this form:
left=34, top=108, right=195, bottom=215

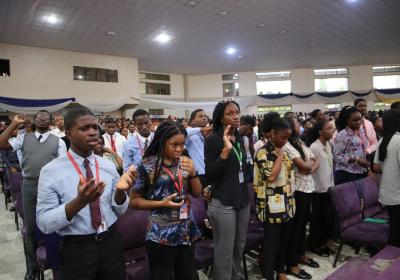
left=253, top=141, right=296, bottom=224
left=132, top=156, right=201, bottom=246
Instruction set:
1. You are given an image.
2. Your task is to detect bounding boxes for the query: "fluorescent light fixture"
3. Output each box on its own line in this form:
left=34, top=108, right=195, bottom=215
left=154, top=32, right=172, bottom=44
left=279, top=30, right=288, bottom=34
left=218, top=11, right=229, bottom=16
left=308, top=43, right=317, bottom=47
left=226, top=47, right=237, bottom=55
left=257, top=24, right=265, bottom=28
left=106, top=31, right=116, bottom=36
left=186, top=1, right=197, bottom=7
left=44, top=14, right=60, bottom=24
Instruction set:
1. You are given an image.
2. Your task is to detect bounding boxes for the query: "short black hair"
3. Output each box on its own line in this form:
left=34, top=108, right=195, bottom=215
left=189, top=109, right=204, bottom=123
left=302, top=118, right=313, bottom=126
left=132, top=109, right=149, bottom=122
left=104, top=117, right=116, bottom=124
left=354, top=98, right=367, bottom=107
left=391, top=101, right=400, bottom=110
left=260, top=112, right=280, bottom=135
left=271, top=117, right=291, bottom=131
left=64, top=107, right=95, bottom=130
left=311, top=109, right=321, bottom=119
left=240, top=115, right=256, bottom=127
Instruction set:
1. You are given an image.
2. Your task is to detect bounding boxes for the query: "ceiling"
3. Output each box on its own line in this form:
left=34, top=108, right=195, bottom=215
left=1, top=0, right=400, bottom=74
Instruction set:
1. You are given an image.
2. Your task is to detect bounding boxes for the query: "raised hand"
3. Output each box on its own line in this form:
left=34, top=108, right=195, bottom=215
left=116, top=166, right=138, bottom=191
left=180, top=156, right=196, bottom=176
left=13, top=114, right=25, bottom=125
left=77, top=175, right=106, bottom=205
left=223, top=125, right=233, bottom=150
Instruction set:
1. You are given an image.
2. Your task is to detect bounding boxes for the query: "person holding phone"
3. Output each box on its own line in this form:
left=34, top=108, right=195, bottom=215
left=204, top=99, right=250, bottom=280
left=130, top=120, right=203, bottom=280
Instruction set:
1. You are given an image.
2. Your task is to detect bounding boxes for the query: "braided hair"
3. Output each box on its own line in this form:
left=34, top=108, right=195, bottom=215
left=143, top=120, right=187, bottom=191
left=284, top=116, right=306, bottom=160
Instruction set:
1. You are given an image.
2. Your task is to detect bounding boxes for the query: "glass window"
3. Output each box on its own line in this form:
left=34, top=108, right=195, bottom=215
left=325, top=103, right=342, bottom=111
left=314, top=68, right=348, bottom=76
left=373, top=66, right=400, bottom=73
left=315, top=78, right=348, bottom=92
left=142, top=83, right=171, bottom=95
left=373, top=102, right=391, bottom=111
left=0, top=59, right=10, bottom=76
left=73, top=66, right=85, bottom=80
left=223, top=82, right=239, bottom=97
left=222, top=73, right=239, bottom=81
left=140, top=73, right=170, bottom=81
left=256, top=80, right=291, bottom=95
left=107, top=70, right=118, bottom=82
left=256, top=71, right=290, bottom=79
left=373, top=75, right=400, bottom=89
left=257, top=105, right=292, bottom=116
left=73, top=66, right=118, bottom=82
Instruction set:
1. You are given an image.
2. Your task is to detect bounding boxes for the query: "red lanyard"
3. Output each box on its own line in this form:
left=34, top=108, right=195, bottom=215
left=162, top=165, right=183, bottom=194
left=108, top=135, right=116, bottom=152
left=67, top=152, right=100, bottom=184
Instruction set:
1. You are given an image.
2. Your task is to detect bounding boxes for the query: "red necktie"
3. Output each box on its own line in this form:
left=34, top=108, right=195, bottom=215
left=83, top=159, right=102, bottom=230
left=110, top=135, right=116, bottom=152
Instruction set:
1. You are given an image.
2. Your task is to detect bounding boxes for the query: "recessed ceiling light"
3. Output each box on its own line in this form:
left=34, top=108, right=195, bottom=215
left=154, top=32, right=172, bottom=44
left=257, top=24, right=265, bottom=28
left=308, top=43, right=317, bottom=47
left=218, top=11, right=229, bottom=16
left=43, top=14, right=60, bottom=24
left=237, top=55, right=243, bottom=59
left=106, top=31, right=116, bottom=36
left=226, top=47, right=237, bottom=55
left=186, top=1, right=198, bottom=7
left=279, top=30, right=288, bottom=34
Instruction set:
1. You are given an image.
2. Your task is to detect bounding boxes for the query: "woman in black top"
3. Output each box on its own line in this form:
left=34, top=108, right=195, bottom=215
left=204, top=99, right=250, bottom=280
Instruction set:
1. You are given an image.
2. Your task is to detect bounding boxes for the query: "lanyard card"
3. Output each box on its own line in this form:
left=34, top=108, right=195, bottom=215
left=238, top=170, right=245, bottom=183
left=179, top=203, right=189, bottom=220
left=97, top=220, right=108, bottom=234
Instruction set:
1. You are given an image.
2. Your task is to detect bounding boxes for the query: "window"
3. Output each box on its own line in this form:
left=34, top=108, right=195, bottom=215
left=223, top=83, right=239, bottom=97
left=257, top=80, right=291, bottom=95
left=140, top=72, right=171, bottom=95
left=0, top=59, right=10, bottom=76
left=325, top=103, right=342, bottom=111
left=257, top=105, right=292, bottom=116
left=315, top=78, right=348, bottom=92
left=373, top=102, right=390, bottom=111
left=149, top=109, right=164, bottom=116
left=314, top=68, right=348, bottom=76
left=256, top=71, right=290, bottom=79
left=73, top=66, right=118, bottom=82
left=256, top=71, right=291, bottom=94
left=373, top=66, right=400, bottom=73
left=139, top=73, right=170, bottom=81
left=373, top=65, right=400, bottom=89
left=314, top=68, right=349, bottom=92
left=222, top=73, right=239, bottom=81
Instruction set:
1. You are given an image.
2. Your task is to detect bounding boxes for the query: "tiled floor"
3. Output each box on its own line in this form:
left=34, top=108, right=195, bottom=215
left=0, top=191, right=369, bottom=280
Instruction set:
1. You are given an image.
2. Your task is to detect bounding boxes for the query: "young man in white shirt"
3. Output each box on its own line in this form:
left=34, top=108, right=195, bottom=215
left=102, top=117, right=126, bottom=159
left=51, top=115, right=66, bottom=138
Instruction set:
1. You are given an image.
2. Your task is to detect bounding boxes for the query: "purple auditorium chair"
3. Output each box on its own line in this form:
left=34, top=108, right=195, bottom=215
left=242, top=183, right=264, bottom=280
left=116, top=208, right=150, bottom=280
left=353, top=176, right=388, bottom=220
left=2, top=170, right=11, bottom=210
left=329, top=181, right=389, bottom=268
left=9, top=172, right=23, bottom=230
left=190, top=195, right=214, bottom=276
left=36, top=232, right=62, bottom=280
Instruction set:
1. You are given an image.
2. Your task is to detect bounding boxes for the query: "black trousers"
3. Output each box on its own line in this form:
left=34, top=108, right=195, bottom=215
left=286, top=191, right=312, bottom=267
left=334, top=170, right=366, bottom=185
left=146, top=241, right=197, bottom=280
left=387, top=205, right=400, bottom=247
left=309, top=192, right=335, bottom=249
left=262, top=220, right=293, bottom=280
left=60, top=228, right=125, bottom=280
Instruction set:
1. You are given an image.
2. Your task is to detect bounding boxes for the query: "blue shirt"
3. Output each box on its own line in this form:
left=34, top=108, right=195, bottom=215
left=132, top=156, right=201, bottom=246
left=185, top=127, right=205, bottom=175
left=122, top=132, right=154, bottom=172
left=36, top=149, right=128, bottom=235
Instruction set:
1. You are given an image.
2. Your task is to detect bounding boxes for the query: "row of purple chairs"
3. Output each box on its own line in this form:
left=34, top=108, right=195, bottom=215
left=329, top=175, right=389, bottom=267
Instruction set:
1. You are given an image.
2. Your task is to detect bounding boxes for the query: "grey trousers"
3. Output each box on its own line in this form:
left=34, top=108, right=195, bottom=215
left=208, top=198, right=250, bottom=280
left=22, top=179, right=39, bottom=273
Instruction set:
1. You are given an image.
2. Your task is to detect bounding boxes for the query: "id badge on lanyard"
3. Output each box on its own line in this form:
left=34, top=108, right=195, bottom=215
left=162, top=165, right=188, bottom=220
left=232, top=143, right=244, bottom=183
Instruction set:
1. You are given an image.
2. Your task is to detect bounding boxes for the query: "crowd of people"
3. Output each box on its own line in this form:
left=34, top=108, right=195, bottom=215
left=0, top=98, right=399, bottom=280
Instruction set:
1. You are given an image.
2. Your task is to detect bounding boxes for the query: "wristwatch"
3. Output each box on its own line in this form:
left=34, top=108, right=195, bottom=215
left=189, top=171, right=199, bottom=179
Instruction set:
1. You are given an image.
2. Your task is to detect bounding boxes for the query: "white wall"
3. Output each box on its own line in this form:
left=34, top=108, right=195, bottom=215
left=0, top=43, right=139, bottom=108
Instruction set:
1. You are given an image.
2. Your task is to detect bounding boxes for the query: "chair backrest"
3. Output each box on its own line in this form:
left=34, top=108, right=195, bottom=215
left=329, top=181, right=362, bottom=231
left=190, top=195, right=208, bottom=232
left=9, top=172, right=22, bottom=194
left=44, top=233, right=63, bottom=268
left=353, top=176, right=383, bottom=218
left=116, top=208, right=149, bottom=250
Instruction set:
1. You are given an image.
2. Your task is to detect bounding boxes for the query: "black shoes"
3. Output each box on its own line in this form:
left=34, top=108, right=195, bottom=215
left=286, top=268, right=312, bottom=279
left=299, top=258, right=320, bottom=268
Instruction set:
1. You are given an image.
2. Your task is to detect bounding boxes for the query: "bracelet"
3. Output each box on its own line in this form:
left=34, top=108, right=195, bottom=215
left=189, top=171, right=199, bottom=179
